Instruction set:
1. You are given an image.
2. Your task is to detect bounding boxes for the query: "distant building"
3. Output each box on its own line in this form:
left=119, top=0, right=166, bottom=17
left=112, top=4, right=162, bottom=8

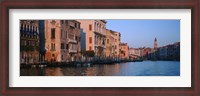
left=20, top=20, right=39, bottom=64
left=143, top=48, right=151, bottom=56
left=158, top=46, right=168, bottom=60
left=157, top=42, right=180, bottom=60
left=134, top=48, right=141, bottom=57
left=129, top=48, right=137, bottom=59
left=154, top=37, right=158, bottom=50
left=166, top=42, right=180, bottom=60
left=77, top=20, right=107, bottom=57
left=120, top=43, right=129, bottom=59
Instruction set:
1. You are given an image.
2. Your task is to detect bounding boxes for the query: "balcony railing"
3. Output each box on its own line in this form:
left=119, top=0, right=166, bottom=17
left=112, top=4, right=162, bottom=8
left=94, top=44, right=106, bottom=48
left=68, top=39, right=77, bottom=43
left=69, top=49, right=77, bottom=53
left=69, top=22, right=75, bottom=28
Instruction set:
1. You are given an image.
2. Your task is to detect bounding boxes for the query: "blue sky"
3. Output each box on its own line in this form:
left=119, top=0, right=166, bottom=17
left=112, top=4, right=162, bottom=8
left=106, top=20, right=180, bottom=48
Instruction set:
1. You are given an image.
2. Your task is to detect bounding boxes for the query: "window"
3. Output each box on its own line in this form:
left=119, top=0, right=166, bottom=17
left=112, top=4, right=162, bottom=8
left=61, top=20, right=64, bottom=24
left=61, top=55, right=63, bottom=60
left=24, top=40, right=26, bottom=46
left=61, top=43, right=64, bottom=49
left=75, top=23, right=77, bottom=28
left=89, top=24, right=92, bottom=31
left=51, top=43, right=56, bottom=50
left=107, top=39, right=109, bottom=44
left=78, top=24, right=80, bottom=28
left=89, top=37, right=92, bottom=44
left=89, top=46, right=92, bottom=50
left=51, top=43, right=53, bottom=50
left=66, top=44, right=68, bottom=50
left=61, top=30, right=63, bottom=38
left=51, top=28, right=55, bottom=39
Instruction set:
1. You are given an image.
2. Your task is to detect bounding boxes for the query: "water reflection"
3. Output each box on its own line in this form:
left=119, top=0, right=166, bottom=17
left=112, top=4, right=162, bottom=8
left=20, top=61, right=180, bottom=76
left=45, top=68, right=64, bottom=76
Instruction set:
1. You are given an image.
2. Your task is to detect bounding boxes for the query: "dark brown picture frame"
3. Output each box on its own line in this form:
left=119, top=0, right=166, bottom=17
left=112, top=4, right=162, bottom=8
left=0, top=0, right=199, bottom=96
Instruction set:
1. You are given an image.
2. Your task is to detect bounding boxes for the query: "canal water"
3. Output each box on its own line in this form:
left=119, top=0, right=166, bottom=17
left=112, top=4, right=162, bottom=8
left=20, top=61, right=180, bottom=76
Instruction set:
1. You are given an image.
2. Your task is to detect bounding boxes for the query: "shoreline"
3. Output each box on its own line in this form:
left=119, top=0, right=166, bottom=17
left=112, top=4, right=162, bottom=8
left=20, top=60, right=180, bottom=68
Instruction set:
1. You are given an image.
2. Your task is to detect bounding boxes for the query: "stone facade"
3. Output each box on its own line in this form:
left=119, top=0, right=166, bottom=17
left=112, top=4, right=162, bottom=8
left=20, top=20, right=39, bottom=64
left=105, top=29, right=115, bottom=57
left=113, top=32, right=121, bottom=58
left=77, top=20, right=107, bottom=57
left=45, top=20, right=81, bottom=62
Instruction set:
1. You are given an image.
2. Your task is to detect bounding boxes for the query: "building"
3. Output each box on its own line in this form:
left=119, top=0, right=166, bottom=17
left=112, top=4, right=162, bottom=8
left=113, top=31, right=121, bottom=58
left=166, top=42, right=180, bottom=60
left=154, top=37, right=158, bottom=50
left=158, top=46, right=168, bottom=60
left=142, top=47, right=151, bottom=57
left=129, top=48, right=137, bottom=60
left=155, top=42, right=180, bottom=60
left=77, top=20, right=107, bottom=57
left=105, top=29, right=115, bottom=57
left=44, top=20, right=81, bottom=62
left=20, top=20, right=39, bottom=64
left=120, top=43, right=129, bottom=59
left=134, top=48, right=141, bottom=57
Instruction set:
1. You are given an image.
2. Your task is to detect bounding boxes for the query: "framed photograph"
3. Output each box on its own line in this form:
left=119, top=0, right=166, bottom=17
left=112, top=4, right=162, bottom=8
left=1, top=0, right=199, bottom=96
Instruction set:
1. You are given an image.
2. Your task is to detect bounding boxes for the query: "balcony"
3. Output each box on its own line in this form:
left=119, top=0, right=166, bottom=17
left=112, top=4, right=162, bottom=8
left=68, top=39, right=77, bottom=43
left=95, top=44, right=106, bottom=48
left=69, top=49, right=77, bottom=53
left=94, top=31, right=106, bottom=37
left=69, top=22, right=75, bottom=28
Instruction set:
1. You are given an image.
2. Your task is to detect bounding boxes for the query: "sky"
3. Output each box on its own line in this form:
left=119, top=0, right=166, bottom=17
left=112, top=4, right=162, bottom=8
left=106, top=20, right=180, bottom=48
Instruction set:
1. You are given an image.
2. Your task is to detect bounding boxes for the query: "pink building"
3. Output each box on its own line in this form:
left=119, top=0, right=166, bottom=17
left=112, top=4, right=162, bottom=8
left=77, top=20, right=107, bottom=57
left=120, top=43, right=129, bottom=59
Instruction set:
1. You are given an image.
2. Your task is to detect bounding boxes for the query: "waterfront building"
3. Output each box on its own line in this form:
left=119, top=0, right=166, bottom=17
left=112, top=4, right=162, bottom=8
left=113, top=31, right=121, bottom=58
left=44, top=20, right=81, bottom=62
left=166, top=42, right=180, bottom=60
left=77, top=20, right=107, bottom=57
left=129, top=48, right=137, bottom=60
left=142, top=47, right=152, bottom=57
left=120, top=43, right=129, bottom=59
left=134, top=48, right=141, bottom=57
left=154, top=42, right=180, bottom=60
left=158, top=46, right=168, bottom=60
left=105, top=29, right=116, bottom=57
left=20, top=20, right=39, bottom=64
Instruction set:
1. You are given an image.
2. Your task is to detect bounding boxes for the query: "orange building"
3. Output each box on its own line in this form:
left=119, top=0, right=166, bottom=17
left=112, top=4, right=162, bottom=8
left=113, top=32, right=121, bottom=58
left=105, top=29, right=115, bottom=57
left=120, top=43, right=129, bottom=59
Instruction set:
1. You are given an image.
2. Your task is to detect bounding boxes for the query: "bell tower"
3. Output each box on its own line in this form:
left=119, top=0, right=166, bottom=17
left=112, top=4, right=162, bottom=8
left=154, top=37, right=157, bottom=50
